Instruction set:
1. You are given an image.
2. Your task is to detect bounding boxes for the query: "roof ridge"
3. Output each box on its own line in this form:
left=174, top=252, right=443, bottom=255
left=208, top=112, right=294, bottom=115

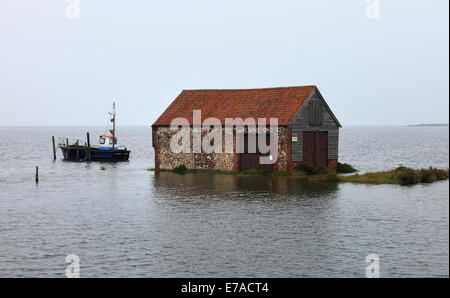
left=182, top=85, right=317, bottom=92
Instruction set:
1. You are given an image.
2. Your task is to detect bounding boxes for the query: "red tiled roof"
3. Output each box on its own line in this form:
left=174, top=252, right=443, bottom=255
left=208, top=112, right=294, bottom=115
left=152, top=85, right=317, bottom=126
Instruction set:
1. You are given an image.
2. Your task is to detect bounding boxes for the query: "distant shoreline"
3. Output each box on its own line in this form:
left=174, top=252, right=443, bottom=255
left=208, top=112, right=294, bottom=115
left=408, top=124, right=449, bottom=127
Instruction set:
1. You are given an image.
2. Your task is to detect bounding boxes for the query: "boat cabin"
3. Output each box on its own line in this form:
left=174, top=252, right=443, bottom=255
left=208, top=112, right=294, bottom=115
left=99, top=135, right=118, bottom=150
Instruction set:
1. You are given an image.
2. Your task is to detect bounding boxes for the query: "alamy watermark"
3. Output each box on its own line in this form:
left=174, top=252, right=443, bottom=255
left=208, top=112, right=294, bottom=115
left=65, top=254, right=80, bottom=278
left=365, top=0, right=381, bottom=19
left=65, top=0, right=80, bottom=19
left=169, top=110, right=279, bottom=164
left=365, top=254, right=380, bottom=278
left=63, top=252, right=380, bottom=277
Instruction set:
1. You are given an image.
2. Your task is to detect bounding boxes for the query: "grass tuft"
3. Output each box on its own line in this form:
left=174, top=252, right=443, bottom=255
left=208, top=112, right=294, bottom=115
left=173, top=164, right=188, bottom=174
left=336, top=162, right=358, bottom=174
left=294, top=163, right=330, bottom=175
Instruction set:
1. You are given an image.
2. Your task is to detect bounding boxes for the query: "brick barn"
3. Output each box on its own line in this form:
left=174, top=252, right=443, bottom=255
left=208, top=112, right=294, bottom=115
left=151, top=86, right=341, bottom=171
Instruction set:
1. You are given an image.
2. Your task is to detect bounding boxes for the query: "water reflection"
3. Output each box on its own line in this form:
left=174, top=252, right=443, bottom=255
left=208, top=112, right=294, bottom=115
left=153, top=172, right=339, bottom=196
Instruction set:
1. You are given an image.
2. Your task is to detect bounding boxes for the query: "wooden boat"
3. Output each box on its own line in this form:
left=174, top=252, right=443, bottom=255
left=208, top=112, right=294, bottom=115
left=59, top=103, right=130, bottom=161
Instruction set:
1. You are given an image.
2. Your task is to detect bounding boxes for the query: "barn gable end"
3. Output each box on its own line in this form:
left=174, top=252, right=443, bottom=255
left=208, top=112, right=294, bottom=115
left=290, top=89, right=341, bottom=163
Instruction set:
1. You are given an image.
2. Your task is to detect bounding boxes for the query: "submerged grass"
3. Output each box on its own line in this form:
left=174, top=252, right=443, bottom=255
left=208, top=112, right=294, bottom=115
left=147, top=164, right=449, bottom=186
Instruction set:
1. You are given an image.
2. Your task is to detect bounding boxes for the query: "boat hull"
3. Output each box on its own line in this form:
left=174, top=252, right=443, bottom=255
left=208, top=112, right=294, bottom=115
left=59, top=146, right=130, bottom=161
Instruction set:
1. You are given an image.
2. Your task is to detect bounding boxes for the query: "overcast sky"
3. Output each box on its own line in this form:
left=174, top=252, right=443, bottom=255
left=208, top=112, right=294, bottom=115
left=0, top=0, right=448, bottom=126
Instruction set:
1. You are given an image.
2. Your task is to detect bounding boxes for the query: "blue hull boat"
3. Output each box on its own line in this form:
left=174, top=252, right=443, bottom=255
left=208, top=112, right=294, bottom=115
left=58, top=102, right=130, bottom=162
left=59, top=145, right=130, bottom=161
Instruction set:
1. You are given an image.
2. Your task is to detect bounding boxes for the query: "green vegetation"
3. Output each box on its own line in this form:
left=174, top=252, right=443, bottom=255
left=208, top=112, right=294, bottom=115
left=324, top=174, right=340, bottom=183
left=336, top=162, right=358, bottom=174
left=149, top=165, right=272, bottom=176
left=149, top=166, right=238, bottom=176
left=339, top=167, right=449, bottom=186
left=294, top=163, right=328, bottom=175
left=147, top=164, right=449, bottom=186
left=173, top=164, right=188, bottom=174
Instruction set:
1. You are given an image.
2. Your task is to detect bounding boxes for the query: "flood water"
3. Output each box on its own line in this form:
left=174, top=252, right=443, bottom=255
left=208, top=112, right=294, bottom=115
left=0, top=126, right=448, bottom=277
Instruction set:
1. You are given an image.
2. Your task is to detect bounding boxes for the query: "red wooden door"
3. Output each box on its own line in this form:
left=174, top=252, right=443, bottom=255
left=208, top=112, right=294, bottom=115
left=303, top=131, right=328, bottom=167
left=315, top=132, right=328, bottom=167
left=302, top=132, right=315, bottom=165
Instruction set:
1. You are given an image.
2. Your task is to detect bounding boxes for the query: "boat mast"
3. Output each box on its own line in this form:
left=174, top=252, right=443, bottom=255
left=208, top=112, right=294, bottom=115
left=110, top=102, right=116, bottom=149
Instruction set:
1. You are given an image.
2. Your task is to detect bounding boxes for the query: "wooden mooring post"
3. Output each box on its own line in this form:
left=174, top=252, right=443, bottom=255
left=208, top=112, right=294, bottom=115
left=65, top=138, right=69, bottom=160
left=86, top=132, right=91, bottom=161
left=76, top=140, right=79, bottom=160
left=52, top=136, right=56, bottom=160
left=35, top=166, right=39, bottom=183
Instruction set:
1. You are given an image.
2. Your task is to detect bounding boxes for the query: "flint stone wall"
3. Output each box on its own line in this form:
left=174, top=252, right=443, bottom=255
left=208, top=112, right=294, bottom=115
left=153, top=126, right=290, bottom=171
